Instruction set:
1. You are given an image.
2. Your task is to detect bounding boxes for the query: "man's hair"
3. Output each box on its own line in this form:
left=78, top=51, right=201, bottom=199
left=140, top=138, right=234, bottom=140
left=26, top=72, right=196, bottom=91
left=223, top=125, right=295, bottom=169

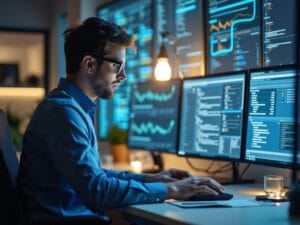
left=64, top=17, right=135, bottom=74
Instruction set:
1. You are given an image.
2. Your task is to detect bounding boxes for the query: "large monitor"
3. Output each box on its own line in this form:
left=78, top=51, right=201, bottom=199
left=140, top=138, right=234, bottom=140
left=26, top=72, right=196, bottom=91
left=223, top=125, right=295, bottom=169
left=206, top=0, right=261, bottom=74
left=127, top=80, right=181, bottom=154
left=245, top=67, right=300, bottom=167
left=178, top=73, right=246, bottom=161
left=96, top=0, right=153, bottom=138
left=262, top=0, right=297, bottom=67
left=154, top=0, right=205, bottom=77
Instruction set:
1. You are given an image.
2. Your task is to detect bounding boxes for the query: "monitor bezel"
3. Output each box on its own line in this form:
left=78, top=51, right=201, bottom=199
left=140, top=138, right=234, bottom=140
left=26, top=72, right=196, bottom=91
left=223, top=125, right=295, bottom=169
left=177, top=71, right=248, bottom=162
left=127, top=78, right=182, bottom=154
left=243, top=64, right=299, bottom=169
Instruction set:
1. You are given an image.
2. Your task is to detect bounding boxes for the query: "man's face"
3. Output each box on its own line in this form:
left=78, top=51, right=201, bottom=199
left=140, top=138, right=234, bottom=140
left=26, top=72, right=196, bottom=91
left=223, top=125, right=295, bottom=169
left=89, top=45, right=126, bottom=99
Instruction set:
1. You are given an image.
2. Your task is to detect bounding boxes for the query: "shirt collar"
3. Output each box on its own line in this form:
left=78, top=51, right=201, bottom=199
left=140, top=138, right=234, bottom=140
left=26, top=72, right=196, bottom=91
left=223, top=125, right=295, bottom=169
left=57, top=78, right=97, bottom=118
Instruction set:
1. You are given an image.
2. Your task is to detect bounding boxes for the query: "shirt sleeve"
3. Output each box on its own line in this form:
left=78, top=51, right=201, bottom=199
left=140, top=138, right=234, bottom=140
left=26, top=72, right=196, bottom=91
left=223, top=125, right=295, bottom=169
left=46, top=106, right=167, bottom=214
left=103, top=169, right=145, bottom=182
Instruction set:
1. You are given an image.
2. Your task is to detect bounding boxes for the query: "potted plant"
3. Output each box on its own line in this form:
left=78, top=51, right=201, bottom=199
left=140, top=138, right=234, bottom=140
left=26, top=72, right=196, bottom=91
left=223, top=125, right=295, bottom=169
left=107, top=125, right=129, bottom=163
left=6, top=108, right=22, bottom=151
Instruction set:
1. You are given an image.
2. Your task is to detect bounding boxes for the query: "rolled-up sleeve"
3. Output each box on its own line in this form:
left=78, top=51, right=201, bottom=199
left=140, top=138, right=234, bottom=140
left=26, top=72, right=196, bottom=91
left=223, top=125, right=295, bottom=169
left=46, top=106, right=167, bottom=214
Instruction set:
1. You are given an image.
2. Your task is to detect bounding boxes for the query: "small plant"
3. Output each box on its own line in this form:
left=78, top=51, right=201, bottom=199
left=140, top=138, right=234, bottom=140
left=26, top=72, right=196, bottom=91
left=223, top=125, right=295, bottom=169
left=107, top=125, right=129, bottom=162
left=6, top=108, right=22, bottom=151
left=107, top=125, right=127, bottom=144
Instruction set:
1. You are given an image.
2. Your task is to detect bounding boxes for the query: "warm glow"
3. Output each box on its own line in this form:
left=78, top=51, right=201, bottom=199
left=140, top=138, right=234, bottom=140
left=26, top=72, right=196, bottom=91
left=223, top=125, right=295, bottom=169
left=130, top=160, right=142, bottom=173
left=154, top=58, right=172, bottom=81
left=0, top=87, right=45, bottom=98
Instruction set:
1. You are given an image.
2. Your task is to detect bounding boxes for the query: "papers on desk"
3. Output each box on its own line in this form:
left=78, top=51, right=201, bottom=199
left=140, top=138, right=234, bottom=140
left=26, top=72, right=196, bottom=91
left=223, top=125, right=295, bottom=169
left=168, top=200, right=276, bottom=208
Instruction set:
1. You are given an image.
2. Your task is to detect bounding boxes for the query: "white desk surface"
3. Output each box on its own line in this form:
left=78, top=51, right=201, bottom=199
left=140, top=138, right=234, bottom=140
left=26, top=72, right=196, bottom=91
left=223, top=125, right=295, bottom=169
left=124, top=184, right=300, bottom=225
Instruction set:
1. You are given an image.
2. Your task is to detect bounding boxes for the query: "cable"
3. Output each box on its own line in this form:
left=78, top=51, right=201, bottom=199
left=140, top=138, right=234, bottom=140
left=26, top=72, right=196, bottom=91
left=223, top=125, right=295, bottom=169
left=185, top=157, right=250, bottom=180
left=185, top=157, right=233, bottom=176
left=185, top=157, right=215, bottom=173
left=207, top=162, right=232, bottom=175
left=212, top=167, right=233, bottom=175
left=238, top=164, right=251, bottom=180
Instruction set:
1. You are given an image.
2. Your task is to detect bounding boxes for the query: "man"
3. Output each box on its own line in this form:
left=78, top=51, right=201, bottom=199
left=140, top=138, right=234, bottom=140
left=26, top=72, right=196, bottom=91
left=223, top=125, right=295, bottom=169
left=18, top=17, right=224, bottom=219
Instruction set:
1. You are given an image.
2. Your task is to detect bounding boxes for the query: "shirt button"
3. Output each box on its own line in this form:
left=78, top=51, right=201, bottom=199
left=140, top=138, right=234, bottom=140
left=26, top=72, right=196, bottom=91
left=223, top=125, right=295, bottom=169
left=156, top=198, right=160, bottom=202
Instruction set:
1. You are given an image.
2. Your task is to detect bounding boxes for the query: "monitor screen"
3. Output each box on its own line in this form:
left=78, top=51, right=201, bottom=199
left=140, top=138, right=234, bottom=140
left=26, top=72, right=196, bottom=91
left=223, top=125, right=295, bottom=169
left=178, top=73, right=246, bottom=160
left=127, top=80, right=181, bottom=153
left=206, top=0, right=261, bottom=74
left=154, top=0, right=205, bottom=77
left=245, top=67, right=300, bottom=167
left=262, top=0, right=297, bottom=67
left=96, top=0, right=153, bottom=138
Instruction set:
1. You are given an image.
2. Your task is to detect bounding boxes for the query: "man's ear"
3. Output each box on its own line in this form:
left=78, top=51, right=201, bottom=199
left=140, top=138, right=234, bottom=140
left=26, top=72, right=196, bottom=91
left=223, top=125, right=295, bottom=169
left=81, top=55, right=97, bottom=74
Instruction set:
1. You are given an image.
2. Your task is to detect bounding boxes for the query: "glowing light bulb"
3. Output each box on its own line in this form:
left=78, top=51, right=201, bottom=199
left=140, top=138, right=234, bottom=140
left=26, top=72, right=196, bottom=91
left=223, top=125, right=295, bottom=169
left=154, top=57, right=172, bottom=81
left=130, top=160, right=142, bottom=173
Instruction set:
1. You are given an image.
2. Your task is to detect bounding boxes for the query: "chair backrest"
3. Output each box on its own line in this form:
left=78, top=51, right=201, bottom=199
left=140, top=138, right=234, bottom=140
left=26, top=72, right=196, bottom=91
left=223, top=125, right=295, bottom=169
left=0, top=109, right=23, bottom=225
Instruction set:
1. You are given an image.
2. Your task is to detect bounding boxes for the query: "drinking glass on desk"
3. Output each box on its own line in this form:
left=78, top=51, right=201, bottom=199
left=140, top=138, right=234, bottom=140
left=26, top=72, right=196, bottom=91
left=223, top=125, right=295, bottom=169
left=264, top=175, right=283, bottom=197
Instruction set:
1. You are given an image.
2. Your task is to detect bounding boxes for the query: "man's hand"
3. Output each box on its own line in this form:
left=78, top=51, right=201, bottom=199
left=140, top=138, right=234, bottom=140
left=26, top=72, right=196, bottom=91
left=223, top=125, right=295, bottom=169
left=166, top=177, right=225, bottom=200
left=144, top=168, right=192, bottom=183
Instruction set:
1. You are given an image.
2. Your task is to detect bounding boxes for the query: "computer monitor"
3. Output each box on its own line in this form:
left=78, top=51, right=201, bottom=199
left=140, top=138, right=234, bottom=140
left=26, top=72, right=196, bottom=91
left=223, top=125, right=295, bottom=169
left=245, top=67, right=300, bottom=167
left=206, top=0, right=261, bottom=74
left=127, top=79, right=181, bottom=154
left=262, top=0, right=297, bottom=67
left=178, top=73, right=246, bottom=161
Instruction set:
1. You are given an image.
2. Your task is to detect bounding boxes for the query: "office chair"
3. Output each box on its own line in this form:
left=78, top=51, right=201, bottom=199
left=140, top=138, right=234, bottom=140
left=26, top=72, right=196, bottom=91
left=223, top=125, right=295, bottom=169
left=0, top=109, right=111, bottom=225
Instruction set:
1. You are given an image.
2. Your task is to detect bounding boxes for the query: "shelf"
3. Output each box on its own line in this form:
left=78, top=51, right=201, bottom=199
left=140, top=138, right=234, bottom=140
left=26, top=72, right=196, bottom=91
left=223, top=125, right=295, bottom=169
left=0, top=87, right=45, bottom=98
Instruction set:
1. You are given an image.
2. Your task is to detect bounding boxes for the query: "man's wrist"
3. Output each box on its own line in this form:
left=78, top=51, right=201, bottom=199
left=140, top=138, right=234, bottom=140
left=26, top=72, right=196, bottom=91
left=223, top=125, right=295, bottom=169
left=166, top=183, right=178, bottom=199
left=143, top=173, right=156, bottom=182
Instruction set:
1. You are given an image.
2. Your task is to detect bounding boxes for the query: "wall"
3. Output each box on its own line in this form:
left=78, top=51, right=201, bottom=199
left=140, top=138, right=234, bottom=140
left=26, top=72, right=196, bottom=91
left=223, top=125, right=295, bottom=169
left=26, top=42, right=44, bottom=78
left=48, top=0, right=67, bottom=90
left=0, top=0, right=51, bottom=29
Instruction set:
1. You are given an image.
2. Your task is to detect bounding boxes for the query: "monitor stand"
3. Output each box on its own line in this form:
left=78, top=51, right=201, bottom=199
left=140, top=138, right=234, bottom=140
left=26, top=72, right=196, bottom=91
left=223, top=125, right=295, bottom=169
left=142, top=151, right=164, bottom=174
left=215, top=162, right=255, bottom=185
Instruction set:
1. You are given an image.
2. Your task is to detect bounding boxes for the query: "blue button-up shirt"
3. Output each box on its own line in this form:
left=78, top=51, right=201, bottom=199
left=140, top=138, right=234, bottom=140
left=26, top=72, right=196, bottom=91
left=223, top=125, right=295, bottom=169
left=18, top=78, right=167, bottom=219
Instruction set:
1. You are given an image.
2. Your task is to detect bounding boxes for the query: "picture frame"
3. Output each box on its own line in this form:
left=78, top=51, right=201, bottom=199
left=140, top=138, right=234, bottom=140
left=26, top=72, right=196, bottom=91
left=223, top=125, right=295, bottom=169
left=0, top=63, right=19, bottom=86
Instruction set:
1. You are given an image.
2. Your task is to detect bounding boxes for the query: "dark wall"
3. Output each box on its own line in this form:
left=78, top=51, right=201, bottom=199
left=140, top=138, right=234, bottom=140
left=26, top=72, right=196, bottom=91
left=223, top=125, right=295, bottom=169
left=0, top=0, right=51, bottom=29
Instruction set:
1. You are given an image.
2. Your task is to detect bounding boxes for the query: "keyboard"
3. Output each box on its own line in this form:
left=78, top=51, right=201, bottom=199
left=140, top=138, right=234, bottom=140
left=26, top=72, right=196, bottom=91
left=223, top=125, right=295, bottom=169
left=187, top=192, right=234, bottom=201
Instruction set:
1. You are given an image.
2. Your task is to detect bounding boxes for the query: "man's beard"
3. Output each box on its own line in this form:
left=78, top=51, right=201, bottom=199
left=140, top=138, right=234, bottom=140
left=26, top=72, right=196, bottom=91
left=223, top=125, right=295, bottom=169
left=94, top=82, right=113, bottom=99
left=99, top=87, right=113, bottom=99
left=89, top=77, right=114, bottom=99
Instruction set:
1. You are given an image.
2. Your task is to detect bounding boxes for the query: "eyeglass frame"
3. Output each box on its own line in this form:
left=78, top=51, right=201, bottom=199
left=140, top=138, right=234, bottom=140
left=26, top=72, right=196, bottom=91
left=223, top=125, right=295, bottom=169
left=93, top=55, right=125, bottom=75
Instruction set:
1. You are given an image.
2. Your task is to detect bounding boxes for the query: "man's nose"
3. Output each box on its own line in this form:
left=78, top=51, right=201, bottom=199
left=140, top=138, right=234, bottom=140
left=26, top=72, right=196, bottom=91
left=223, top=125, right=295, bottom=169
left=117, top=68, right=126, bottom=81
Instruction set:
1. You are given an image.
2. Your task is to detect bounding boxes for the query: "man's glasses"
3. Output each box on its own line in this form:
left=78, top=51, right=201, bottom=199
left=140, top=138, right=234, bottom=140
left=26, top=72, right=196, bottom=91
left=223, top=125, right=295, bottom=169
left=101, top=57, right=125, bottom=75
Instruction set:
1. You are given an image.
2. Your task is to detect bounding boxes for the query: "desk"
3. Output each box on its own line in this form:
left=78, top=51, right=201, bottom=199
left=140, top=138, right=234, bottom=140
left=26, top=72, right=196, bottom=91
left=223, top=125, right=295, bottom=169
left=123, top=184, right=300, bottom=225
